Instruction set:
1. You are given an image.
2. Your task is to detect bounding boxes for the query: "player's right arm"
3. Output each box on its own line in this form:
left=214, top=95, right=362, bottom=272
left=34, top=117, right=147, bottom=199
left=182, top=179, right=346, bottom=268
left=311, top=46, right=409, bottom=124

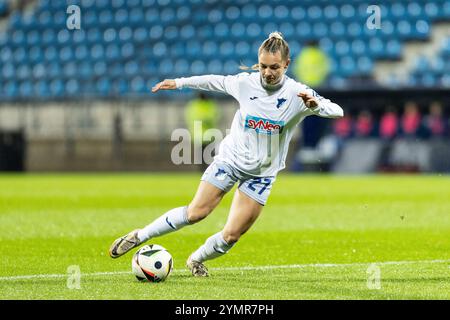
left=151, top=79, right=177, bottom=92
left=152, top=74, right=244, bottom=98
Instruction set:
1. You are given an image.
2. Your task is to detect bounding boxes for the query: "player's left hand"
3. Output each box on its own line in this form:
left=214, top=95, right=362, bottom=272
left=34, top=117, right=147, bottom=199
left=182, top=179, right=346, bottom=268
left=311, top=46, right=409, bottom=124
left=297, top=92, right=318, bottom=109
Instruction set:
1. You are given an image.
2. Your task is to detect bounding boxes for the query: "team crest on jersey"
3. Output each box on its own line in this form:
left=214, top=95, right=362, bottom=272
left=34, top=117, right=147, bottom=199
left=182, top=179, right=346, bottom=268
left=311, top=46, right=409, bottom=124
left=276, top=98, right=287, bottom=108
left=214, top=168, right=227, bottom=180
left=244, top=115, right=285, bottom=135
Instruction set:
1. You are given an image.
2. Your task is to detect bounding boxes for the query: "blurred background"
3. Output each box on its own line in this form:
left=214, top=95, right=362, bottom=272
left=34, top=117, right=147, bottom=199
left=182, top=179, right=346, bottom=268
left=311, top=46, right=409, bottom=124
left=0, top=0, right=449, bottom=173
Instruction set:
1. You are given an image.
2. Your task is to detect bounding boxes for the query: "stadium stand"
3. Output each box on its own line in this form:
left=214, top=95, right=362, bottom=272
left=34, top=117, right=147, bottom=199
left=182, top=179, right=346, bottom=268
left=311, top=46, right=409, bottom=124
left=0, top=0, right=449, bottom=101
left=0, top=0, right=449, bottom=172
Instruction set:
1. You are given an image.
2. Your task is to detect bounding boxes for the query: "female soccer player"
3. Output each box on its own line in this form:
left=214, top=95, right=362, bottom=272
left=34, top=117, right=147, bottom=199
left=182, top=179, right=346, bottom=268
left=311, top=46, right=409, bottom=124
left=109, top=32, right=344, bottom=276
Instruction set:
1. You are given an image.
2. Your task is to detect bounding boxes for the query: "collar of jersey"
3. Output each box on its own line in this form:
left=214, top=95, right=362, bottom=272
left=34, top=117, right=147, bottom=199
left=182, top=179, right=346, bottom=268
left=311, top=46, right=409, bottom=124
left=260, top=75, right=286, bottom=92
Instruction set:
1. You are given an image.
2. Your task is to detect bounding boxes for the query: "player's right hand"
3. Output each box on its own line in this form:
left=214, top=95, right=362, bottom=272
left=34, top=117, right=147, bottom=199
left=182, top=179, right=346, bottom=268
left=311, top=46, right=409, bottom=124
left=151, top=79, right=176, bottom=92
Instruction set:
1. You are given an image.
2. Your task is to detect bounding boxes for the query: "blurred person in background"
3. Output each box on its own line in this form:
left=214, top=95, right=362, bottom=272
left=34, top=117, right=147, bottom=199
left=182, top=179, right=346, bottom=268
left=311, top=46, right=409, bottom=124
left=330, top=113, right=353, bottom=155
left=379, top=106, right=399, bottom=140
left=354, top=110, right=375, bottom=137
left=293, top=40, right=330, bottom=88
left=400, top=101, right=425, bottom=138
left=293, top=41, right=331, bottom=153
left=423, top=101, right=447, bottom=138
left=333, top=114, right=353, bottom=139
left=185, top=92, right=220, bottom=171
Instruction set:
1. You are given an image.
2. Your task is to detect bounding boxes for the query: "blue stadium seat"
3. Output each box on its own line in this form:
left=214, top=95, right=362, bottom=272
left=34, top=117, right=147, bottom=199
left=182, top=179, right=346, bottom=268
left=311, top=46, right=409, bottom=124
left=19, top=81, right=33, bottom=98
left=335, top=40, right=350, bottom=57
left=4, top=81, right=18, bottom=98
left=291, top=6, right=306, bottom=20
left=149, top=25, right=163, bottom=41
left=280, top=22, right=295, bottom=39
left=125, top=61, right=139, bottom=77
left=0, top=47, right=12, bottom=65
left=66, top=79, right=80, bottom=96
left=424, top=3, right=440, bottom=21
left=59, top=46, right=74, bottom=62
left=407, top=2, right=423, bottom=18
left=74, top=45, right=89, bottom=60
left=263, top=22, right=279, bottom=37
left=273, top=5, right=289, bottom=21
left=339, top=56, right=356, bottom=76
left=441, top=74, right=450, bottom=87
left=420, top=73, right=437, bottom=87
left=296, top=22, right=312, bottom=40
left=145, top=8, right=159, bottom=24
left=329, top=21, right=346, bottom=39
left=180, top=25, right=195, bottom=40
left=351, top=39, right=367, bottom=56
left=158, top=59, right=173, bottom=77
left=13, top=47, right=26, bottom=63
left=165, top=26, right=179, bottom=41
left=414, top=56, right=429, bottom=73
left=223, top=60, right=239, bottom=75
left=356, top=57, right=373, bottom=75
left=174, top=59, right=190, bottom=75
left=258, top=5, right=273, bottom=20
left=2, top=64, right=14, bottom=80
left=50, top=79, right=64, bottom=97
left=191, top=60, right=206, bottom=75
left=96, top=78, right=111, bottom=96
left=289, top=41, right=301, bottom=58
left=198, top=24, right=213, bottom=39
left=214, top=23, right=229, bottom=39
left=241, top=4, right=257, bottom=22
left=231, top=23, right=246, bottom=39
left=130, top=76, right=147, bottom=95
left=12, top=30, right=26, bottom=47
left=347, top=22, right=362, bottom=38
left=312, top=22, right=328, bottom=38
left=160, top=7, right=175, bottom=23
left=207, top=59, right=223, bottom=74
left=307, top=5, right=323, bottom=21
left=34, top=80, right=50, bottom=98
left=185, top=41, right=200, bottom=58
left=112, top=78, right=129, bottom=95
left=63, top=62, right=77, bottom=78
left=247, top=23, right=262, bottom=39
left=93, top=61, right=107, bottom=77
left=385, top=40, right=402, bottom=58
left=219, top=41, right=234, bottom=58
left=339, top=4, right=355, bottom=20
left=323, top=5, right=339, bottom=20
left=235, top=41, right=251, bottom=58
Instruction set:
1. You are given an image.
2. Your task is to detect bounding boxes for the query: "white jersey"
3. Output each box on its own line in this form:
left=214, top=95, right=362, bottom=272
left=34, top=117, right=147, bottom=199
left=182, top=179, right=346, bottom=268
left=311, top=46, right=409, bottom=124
left=175, top=72, right=343, bottom=177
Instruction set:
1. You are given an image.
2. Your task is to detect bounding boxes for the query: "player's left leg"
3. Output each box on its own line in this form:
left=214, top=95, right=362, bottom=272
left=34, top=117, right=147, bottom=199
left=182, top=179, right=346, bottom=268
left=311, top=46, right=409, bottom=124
left=187, top=188, right=263, bottom=276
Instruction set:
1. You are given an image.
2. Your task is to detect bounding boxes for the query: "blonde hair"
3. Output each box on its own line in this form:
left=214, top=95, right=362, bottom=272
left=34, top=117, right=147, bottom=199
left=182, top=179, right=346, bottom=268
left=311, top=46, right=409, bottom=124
left=240, top=31, right=290, bottom=71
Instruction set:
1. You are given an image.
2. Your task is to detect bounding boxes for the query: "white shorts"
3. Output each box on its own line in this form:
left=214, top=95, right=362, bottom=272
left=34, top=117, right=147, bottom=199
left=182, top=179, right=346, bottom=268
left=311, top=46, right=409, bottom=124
left=201, top=160, right=276, bottom=206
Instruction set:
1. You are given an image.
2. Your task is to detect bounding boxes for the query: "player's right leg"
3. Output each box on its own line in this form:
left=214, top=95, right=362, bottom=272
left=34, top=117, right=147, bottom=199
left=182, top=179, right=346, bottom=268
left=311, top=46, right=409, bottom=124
left=109, top=180, right=225, bottom=258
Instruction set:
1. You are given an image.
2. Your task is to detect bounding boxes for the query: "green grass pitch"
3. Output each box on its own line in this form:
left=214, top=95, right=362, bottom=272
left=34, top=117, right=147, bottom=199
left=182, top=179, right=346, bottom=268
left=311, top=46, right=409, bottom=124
left=0, top=173, right=449, bottom=300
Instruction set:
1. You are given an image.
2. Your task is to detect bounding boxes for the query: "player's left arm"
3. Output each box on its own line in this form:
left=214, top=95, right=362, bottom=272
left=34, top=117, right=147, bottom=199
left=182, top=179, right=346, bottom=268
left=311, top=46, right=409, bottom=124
left=297, top=87, right=344, bottom=119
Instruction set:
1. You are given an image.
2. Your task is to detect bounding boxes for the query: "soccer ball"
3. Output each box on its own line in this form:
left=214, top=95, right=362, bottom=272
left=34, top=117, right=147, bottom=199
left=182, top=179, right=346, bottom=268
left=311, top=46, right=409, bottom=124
left=131, top=244, right=173, bottom=282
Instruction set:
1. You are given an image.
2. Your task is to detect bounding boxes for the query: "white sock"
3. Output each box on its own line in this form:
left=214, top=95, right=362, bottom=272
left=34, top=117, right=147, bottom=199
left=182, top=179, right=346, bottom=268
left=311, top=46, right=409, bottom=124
left=190, top=232, right=235, bottom=263
left=137, top=206, right=190, bottom=242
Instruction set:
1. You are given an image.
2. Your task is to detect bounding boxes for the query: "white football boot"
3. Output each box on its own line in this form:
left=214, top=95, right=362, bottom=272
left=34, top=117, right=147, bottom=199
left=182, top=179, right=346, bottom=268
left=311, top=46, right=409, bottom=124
left=109, top=229, right=141, bottom=258
left=186, top=255, right=209, bottom=277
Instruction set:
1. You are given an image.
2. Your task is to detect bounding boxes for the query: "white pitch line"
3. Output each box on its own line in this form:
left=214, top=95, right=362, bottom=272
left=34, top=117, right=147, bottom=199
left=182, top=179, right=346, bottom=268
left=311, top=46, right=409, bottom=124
left=0, top=259, right=449, bottom=282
